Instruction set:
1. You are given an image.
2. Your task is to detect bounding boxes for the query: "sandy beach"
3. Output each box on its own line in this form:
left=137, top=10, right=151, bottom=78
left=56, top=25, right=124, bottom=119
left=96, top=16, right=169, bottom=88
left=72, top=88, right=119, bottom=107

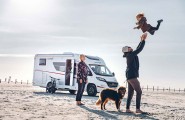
left=0, top=82, right=185, bottom=120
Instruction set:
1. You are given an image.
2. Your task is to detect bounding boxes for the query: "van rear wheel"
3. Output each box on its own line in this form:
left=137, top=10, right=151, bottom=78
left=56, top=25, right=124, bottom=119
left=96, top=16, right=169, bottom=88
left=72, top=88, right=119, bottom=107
left=69, top=90, right=76, bottom=94
left=87, top=84, right=97, bottom=96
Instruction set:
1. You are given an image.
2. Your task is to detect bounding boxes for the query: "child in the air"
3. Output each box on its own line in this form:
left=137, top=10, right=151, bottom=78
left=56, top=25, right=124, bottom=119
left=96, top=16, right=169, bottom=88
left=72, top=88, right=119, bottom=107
left=134, top=13, right=163, bottom=35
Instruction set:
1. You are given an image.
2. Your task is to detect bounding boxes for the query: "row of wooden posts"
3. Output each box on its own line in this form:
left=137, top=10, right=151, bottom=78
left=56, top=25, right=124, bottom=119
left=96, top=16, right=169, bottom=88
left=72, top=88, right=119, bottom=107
left=141, top=85, right=185, bottom=92
left=124, top=82, right=185, bottom=92
left=0, top=76, right=185, bottom=92
left=0, top=76, right=29, bottom=84
left=125, top=83, right=185, bottom=92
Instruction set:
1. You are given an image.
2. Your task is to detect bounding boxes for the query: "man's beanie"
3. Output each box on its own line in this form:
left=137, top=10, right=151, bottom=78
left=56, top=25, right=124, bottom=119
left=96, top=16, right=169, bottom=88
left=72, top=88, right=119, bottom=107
left=122, top=46, right=130, bottom=53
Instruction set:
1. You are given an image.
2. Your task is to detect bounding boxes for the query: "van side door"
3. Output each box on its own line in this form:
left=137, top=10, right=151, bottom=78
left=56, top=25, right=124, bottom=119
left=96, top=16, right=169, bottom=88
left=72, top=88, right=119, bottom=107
left=65, top=59, right=74, bottom=86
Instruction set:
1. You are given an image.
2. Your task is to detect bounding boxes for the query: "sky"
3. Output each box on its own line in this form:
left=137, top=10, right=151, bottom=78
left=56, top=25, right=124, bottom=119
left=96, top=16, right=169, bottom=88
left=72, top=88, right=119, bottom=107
left=0, top=0, right=185, bottom=89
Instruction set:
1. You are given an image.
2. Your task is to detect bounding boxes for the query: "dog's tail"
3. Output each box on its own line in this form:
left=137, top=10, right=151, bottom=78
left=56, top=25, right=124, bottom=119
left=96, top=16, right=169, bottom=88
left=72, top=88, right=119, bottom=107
left=96, top=96, right=102, bottom=106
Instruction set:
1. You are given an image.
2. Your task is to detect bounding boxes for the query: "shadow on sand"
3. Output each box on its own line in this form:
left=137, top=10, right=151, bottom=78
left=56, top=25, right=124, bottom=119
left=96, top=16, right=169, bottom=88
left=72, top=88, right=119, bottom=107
left=33, top=92, right=158, bottom=120
left=80, top=105, right=118, bottom=120
left=33, top=91, right=99, bottom=100
left=80, top=106, right=158, bottom=120
left=33, top=91, right=98, bottom=97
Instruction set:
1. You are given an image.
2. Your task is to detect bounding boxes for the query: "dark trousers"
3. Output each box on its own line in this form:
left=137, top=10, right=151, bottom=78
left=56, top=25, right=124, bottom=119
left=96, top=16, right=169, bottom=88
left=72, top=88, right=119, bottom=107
left=76, top=82, right=86, bottom=101
left=126, top=78, right=142, bottom=109
left=148, top=22, right=161, bottom=35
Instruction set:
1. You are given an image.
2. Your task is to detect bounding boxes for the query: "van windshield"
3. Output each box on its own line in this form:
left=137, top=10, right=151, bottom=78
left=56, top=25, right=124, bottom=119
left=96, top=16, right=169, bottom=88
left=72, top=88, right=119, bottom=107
left=89, top=64, right=113, bottom=77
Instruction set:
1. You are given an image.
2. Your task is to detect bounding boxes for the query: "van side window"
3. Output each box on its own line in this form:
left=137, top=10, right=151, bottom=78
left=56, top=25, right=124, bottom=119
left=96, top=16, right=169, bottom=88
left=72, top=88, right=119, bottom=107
left=39, top=59, right=46, bottom=65
left=53, top=62, right=66, bottom=72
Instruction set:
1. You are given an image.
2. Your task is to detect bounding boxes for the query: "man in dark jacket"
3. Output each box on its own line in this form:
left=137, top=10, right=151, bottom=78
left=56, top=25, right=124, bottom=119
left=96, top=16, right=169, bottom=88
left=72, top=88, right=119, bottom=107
left=122, top=33, right=147, bottom=113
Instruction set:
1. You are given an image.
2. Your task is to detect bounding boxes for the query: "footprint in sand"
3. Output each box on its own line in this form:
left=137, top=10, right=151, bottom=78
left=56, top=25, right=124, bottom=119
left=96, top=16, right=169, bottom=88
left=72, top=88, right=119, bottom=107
left=3, top=99, right=10, bottom=102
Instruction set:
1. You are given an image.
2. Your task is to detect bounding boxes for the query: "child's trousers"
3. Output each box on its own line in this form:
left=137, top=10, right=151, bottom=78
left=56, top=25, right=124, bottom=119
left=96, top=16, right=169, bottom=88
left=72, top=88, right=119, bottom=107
left=148, top=22, right=161, bottom=35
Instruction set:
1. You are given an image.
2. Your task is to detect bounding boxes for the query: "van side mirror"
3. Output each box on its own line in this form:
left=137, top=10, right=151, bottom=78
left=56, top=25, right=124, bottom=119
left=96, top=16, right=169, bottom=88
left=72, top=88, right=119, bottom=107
left=112, top=72, right=115, bottom=76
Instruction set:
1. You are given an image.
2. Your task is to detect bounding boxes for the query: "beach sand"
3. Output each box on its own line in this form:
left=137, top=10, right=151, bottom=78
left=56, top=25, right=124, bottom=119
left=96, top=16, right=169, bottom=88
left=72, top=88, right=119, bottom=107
left=0, top=82, right=185, bottom=120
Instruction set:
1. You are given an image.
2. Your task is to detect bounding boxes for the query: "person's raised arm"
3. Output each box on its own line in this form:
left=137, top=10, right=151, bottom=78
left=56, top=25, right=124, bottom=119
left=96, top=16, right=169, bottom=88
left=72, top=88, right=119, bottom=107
left=132, top=33, right=147, bottom=55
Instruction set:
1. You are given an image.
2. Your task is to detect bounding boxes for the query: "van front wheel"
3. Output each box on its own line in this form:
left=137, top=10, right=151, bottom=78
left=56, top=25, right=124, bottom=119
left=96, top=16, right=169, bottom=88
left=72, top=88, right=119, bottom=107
left=87, top=84, right=97, bottom=96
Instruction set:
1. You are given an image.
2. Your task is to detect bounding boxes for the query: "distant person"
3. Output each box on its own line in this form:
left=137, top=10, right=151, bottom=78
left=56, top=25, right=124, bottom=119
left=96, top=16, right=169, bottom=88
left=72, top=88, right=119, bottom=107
left=134, top=13, right=163, bottom=35
left=76, top=54, right=88, bottom=105
left=122, top=33, right=147, bottom=114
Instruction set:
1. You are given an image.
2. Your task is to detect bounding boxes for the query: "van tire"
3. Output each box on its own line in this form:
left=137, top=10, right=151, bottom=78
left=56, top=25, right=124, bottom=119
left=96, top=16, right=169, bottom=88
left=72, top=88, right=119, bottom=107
left=87, top=84, right=97, bottom=96
left=69, top=90, right=76, bottom=94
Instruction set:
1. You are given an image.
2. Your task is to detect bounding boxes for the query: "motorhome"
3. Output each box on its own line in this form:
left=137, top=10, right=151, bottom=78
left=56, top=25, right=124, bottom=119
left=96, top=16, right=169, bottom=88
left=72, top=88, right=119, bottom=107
left=33, top=52, right=118, bottom=96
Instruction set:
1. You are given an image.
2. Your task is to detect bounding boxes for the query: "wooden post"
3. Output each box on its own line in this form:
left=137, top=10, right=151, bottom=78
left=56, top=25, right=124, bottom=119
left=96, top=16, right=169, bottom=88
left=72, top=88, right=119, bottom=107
left=179, top=88, right=180, bottom=92
left=147, top=85, right=148, bottom=91
left=163, top=87, right=164, bottom=92
left=153, top=86, right=154, bottom=91
left=0, top=79, right=1, bottom=83
left=5, top=78, right=7, bottom=82
left=21, top=80, right=22, bottom=84
left=169, top=87, right=170, bottom=92
left=8, top=76, right=11, bottom=83
left=15, top=79, right=17, bottom=84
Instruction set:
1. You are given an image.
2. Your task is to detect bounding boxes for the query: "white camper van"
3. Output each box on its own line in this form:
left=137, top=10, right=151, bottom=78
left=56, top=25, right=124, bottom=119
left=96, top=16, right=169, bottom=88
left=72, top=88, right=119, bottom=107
left=33, top=52, right=118, bottom=96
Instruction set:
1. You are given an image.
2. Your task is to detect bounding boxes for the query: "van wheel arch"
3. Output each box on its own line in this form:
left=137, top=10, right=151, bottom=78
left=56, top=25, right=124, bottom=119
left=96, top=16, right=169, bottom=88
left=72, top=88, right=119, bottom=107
left=87, top=83, right=97, bottom=96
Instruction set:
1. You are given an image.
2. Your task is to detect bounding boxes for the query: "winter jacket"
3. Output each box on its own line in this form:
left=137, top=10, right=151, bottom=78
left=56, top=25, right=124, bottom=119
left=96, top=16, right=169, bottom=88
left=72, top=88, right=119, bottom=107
left=77, top=61, right=88, bottom=83
left=136, top=17, right=151, bottom=33
left=123, top=41, right=145, bottom=80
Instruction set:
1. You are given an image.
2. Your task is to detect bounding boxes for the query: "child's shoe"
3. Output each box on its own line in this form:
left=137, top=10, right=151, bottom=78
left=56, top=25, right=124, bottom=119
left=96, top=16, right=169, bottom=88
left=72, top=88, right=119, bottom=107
left=157, top=19, right=163, bottom=23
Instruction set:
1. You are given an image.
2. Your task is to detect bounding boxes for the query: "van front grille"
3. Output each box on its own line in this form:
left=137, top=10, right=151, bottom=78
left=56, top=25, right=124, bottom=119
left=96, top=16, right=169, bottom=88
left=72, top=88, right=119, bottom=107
left=106, top=82, right=118, bottom=88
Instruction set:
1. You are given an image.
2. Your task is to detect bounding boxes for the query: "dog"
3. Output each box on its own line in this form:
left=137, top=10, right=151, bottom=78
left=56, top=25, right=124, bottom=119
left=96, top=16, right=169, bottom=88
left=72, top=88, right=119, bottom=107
left=96, top=86, right=126, bottom=111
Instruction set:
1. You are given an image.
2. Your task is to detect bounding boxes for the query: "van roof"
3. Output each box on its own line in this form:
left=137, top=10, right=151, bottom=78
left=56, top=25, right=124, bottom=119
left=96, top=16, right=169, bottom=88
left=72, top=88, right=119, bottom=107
left=35, top=53, right=101, bottom=60
left=35, top=53, right=105, bottom=65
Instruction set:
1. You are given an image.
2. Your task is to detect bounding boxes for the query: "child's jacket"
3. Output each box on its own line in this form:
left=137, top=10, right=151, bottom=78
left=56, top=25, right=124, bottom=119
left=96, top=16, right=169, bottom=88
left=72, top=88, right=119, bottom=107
left=137, top=17, right=151, bottom=33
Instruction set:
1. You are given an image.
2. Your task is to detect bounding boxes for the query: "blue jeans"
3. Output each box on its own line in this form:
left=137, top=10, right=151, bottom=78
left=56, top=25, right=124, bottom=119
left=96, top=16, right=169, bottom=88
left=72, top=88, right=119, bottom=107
left=76, top=82, right=86, bottom=101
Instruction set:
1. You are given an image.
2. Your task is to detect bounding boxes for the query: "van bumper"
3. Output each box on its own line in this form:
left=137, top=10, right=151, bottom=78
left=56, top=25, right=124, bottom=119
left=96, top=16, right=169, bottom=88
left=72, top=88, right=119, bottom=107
left=96, top=81, right=118, bottom=92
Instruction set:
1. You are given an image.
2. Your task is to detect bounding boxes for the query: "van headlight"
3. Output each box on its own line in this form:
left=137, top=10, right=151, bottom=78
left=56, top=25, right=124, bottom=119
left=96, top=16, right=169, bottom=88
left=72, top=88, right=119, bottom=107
left=96, top=77, right=106, bottom=82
